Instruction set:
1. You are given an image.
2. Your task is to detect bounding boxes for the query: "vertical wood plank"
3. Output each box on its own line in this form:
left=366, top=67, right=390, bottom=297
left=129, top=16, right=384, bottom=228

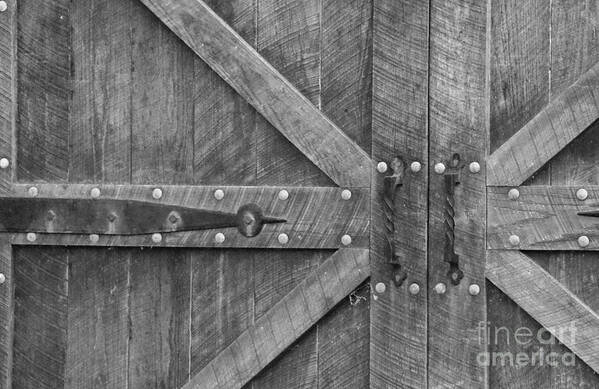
left=371, top=0, right=429, bottom=387
left=428, top=0, right=487, bottom=387
left=65, top=248, right=130, bottom=389
left=128, top=249, right=190, bottom=388
left=69, top=0, right=134, bottom=183
left=12, top=248, right=68, bottom=389
left=255, top=0, right=332, bottom=186
left=0, top=237, right=12, bottom=388
left=130, top=3, right=195, bottom=185
left=193, top=0, right=257, bottom=186
left=16, top=0, right=70, bottom=182
left=0, top=0, right=15, bottom=188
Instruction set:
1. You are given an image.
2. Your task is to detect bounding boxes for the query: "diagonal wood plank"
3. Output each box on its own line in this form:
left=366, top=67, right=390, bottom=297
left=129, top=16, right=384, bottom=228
left=488, top=186, right=599, bottom=250
left=139, top=0, right=372, bottom=188
left=486, top=250, right=599, bottom=374
left=487, top=61, right=599, bottom=186
left=182, top=248, right=369, bottom=389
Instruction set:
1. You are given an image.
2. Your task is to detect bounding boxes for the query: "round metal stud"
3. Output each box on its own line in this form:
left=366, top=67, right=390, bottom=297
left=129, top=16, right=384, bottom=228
left=408, top=283, right=421, bottom=295
left=278, top=189, right=289, bottom=201
left=214, top=232, right=225, bottom=244
left=341, top=234, right=352, bottom=246
left=90, top=187, right=101, bottom=198
left=0, top=2, right=7, bottom=12
left=509, top=234, right=520, bottom=246
left=89, top=234, right=99, bottom=243
left=469, top=284, right=481, bottom=296
left=214, top=189, right=225, bottom=200
left=0, top=158, right=9, bottom=169
left=469, top=161, right=481, bottom=174
left=341, top=189, right=352, bottom=200
left=278, top=233, right=289, bottom=245
left=375, top=282, right=386, bottom=294
left=576, top=188, right=588, bottom=201
left=152, top=188, right=163, bottom=200
left=26, top=233, right=36, bottom=242
left=28, top=186, right=38, bottom=197
left=151, top=233, right=162, bottom=243
left=434, top=162, right=446, bottom=175
left=0, top=273, right=5, bottom=284
left=376, top=161, right=388, bottom=174
left=410, top=161, right=422, bottom=173
left=578, top=235, right=590, bottom=248
left=508, top=188, right=520, bottom=200
left=434, top=282, right=447, bottom=295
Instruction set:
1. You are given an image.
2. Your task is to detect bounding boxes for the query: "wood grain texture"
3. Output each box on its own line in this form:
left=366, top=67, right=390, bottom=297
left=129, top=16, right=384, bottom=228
left=370, top=0, right=429, bottom=387
left=128, top=249, right=190, bottom=388
left=0, top=236, right=11, bottom=388
left=12, top=248, right=68, bottom=389
left=428, top=0, right=487, bottom=387
left=16, top=0, right=70, bottom=182
left=69, top=0, right=134, bottom=183
left=193, top=0, right=257, bottom=186
left=487, top=61, right=599, bottom=186
left=487, top=250, right=599, bottom=374
left=139, top=0, right=372, bottom=187
left=5, top=183, right=369, bottom=249
left=0, top=0, right=14, bottom=189
left=183, top=248, right=369, bottom=389
left=488, top=186, right=599, bottom=250
left=65, top=249, right=130, bottom=388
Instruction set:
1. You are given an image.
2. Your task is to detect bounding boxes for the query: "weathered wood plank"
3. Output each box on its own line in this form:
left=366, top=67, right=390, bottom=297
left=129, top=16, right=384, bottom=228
left=0, top=236, right=12, bottom=388
left=128, top=249, right=190, bottom=388
left=0, top=0, right=14, bottom=189
left=488, top=186, right=599, bottom=250
left=16, top=0, right=70, bottom=182
left=69, top=0, right=134, bottom=183
left=139, top=0, right=372, bottom=187
left=428, top=0, right=487, bottom=387
left=183, top=248, right=369, bottom=389
left=65, top=249, right=130, bottom=388
left=5, top=184, right=369, bottom=249
left=12, top=248, right=68, bottom=389
left=486, top=250, right=599, bottom=374
left=487, top=61, right=599, bottom=186
left=370, top=0, right=429, bottom=387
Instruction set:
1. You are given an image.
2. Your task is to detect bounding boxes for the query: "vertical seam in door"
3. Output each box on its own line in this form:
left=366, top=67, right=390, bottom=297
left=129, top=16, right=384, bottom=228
left=425, top=0, right=432, bottom=387
left=188, top=251, right=192, bottom=382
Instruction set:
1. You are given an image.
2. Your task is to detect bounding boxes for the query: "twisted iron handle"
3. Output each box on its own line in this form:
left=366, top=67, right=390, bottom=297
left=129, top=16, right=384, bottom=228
left=383, top=157, right=408, bottom=287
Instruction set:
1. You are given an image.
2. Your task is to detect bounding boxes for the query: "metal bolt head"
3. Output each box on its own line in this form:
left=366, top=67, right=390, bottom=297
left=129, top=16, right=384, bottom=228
left=341, top=189, right=352, bottom=200
left=28, top=186, right=38, bottom=197
left=434, top=282, right=447, bottom=294
left=509, top=234, right=520, bottom=246
left=26, top=232, right=36, bottom=242
left=469, top=284, right=481, bottom=296
left=214, top=189, right=224, bottom=200
left=151, top=233, right=162, bottom=243
left=278, top=233, right=289, bottom=245
left=576, top=188, right=588, bottom=201
left=578, top=235, right=590, bottom=248
left=469, top=161, right=481, bottom=174
left=214, top=232, right=225, bottom=244
left=341, top=234, right=352, bottom=246
left=375, top=282, right=386, bottom=294
left=152, top=188, right=163, bottom=200
left=90, top=187, right=101, bottom=198
left=376, top=161, right=388, bottom=173
left=508, top=188, right=520, bottom=200
left=410, top=161, right=422, bottom=173
left=0, top=273, right=5, bottom=284
left=408, top=283, right=420, bottom=295
left=434, top=162, right=446, bottom=175
left=278, top=190, right=289, bottom=201
left=0, top=2, right=7, bottom=12
left=0, top=158, right=9, bottom=169
left=89, top=234, right=99, bottom=243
